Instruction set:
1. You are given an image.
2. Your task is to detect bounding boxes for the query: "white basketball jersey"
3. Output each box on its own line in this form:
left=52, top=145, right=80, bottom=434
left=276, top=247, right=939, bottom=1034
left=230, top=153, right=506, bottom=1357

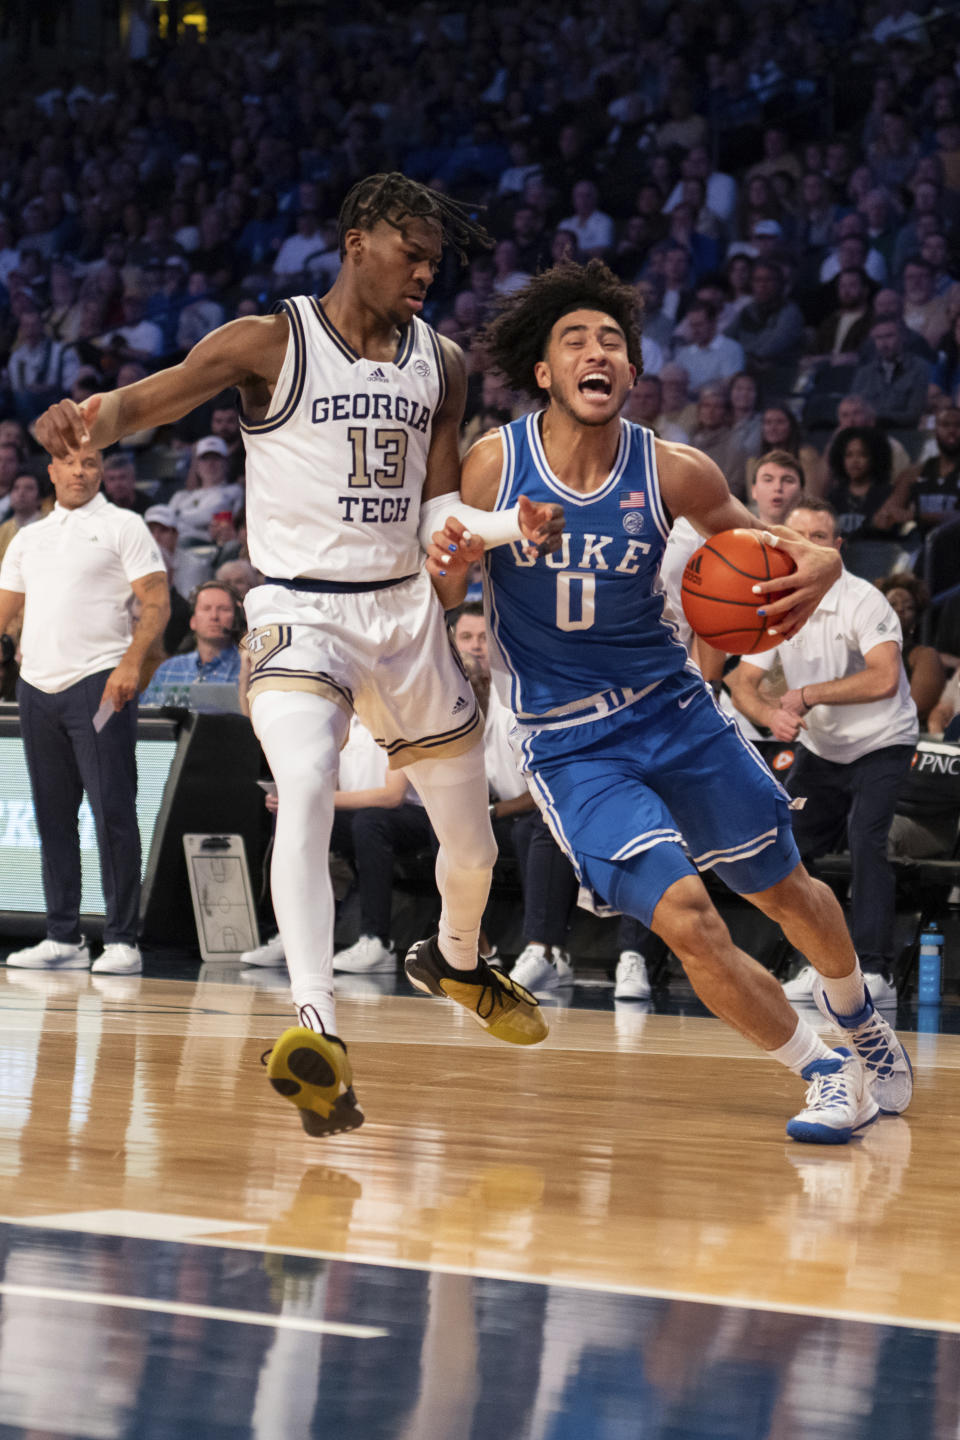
left=241, top=295, right=448, bottom=582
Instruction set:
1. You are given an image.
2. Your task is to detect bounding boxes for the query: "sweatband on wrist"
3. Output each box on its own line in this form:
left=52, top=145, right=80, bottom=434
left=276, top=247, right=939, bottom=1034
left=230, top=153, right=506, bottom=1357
left=418, top=493, right=523, bottom=552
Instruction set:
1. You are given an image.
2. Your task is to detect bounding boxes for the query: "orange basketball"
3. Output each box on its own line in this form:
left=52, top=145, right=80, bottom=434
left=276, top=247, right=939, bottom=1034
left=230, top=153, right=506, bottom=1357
left=680, top=529, right=797, bottom=655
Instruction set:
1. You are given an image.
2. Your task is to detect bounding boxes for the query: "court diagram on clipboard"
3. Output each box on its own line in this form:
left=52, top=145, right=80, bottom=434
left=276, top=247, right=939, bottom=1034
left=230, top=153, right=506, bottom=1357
left=183, top=834, right=259, bottom=961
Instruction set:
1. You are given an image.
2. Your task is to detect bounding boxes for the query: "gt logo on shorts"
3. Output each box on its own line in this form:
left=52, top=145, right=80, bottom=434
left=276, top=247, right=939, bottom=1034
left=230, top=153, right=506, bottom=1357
left=245, top=625, right=292, bottom=660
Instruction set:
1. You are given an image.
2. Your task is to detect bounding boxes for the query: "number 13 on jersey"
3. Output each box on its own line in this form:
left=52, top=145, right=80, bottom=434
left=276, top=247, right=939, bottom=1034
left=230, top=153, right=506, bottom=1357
left=347, top=427, right=408, bottom=489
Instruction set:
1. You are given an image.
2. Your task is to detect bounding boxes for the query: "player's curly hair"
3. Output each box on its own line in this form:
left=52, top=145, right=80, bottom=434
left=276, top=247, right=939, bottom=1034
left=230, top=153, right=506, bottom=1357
left=481, top=260, right=644, bottom=399
left=827, top=424, right=893, bottom=489
left=337, top=173, right=493, bottom=262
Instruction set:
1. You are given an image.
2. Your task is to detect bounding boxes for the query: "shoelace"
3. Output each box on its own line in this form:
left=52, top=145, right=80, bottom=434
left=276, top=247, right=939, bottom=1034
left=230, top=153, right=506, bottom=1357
left=804, top=1066, right=851, bottom=1111
left=621, top=957, right=645, bottom=978
left=473, top=963, right=535, bottom=1020
left=847, top=1012, right=897, bottom=1079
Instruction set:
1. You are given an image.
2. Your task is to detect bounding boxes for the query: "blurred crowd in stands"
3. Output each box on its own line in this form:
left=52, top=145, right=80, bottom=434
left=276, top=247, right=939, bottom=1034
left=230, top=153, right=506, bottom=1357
left=1, top=0, right=960, bottom=980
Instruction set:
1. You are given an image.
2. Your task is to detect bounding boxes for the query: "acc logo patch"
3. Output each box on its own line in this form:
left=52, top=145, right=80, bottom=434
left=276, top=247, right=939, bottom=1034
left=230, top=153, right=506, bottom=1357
left=412, top=358, right=431, bottom=378
left=622, top=510, right=645, bottom=535
left=772, top=748, right=795, bottom=771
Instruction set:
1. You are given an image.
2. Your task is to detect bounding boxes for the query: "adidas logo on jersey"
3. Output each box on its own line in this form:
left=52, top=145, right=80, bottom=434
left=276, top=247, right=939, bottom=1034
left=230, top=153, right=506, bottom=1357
left=452, top=695, right=469, bottom=715
left=366, top=366, right=388, bottom=383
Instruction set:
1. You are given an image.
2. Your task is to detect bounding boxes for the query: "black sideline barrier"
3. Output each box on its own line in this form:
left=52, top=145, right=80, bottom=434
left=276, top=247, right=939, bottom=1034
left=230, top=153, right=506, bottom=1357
left=0, top=705, right=264, bottom=950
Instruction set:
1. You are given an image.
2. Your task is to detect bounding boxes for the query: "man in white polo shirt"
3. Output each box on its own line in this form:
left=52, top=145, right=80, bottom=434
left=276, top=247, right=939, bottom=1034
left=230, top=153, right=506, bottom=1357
left=729, top=497, right=918, bottom=1006
left=0, top=443, right=170, bottom=974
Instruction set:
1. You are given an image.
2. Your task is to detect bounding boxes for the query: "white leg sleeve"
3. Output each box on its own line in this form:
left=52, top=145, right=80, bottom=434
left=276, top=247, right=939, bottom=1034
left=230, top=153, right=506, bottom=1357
left=403, top=744, right=498, bottom=969
left=251, top=692, right=349, bottom=1033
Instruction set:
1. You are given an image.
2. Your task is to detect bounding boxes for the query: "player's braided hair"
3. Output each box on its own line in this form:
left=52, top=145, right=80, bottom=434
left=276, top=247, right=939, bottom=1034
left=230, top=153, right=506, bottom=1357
left=482, top=260, right=644, bottom=400
left=337, top=173, right=493, bottom=262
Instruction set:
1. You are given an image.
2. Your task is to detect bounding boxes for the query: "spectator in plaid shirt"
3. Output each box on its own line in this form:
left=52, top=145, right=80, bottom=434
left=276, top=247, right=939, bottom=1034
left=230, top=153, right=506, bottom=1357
left=140, top=580, right=243, bottom=706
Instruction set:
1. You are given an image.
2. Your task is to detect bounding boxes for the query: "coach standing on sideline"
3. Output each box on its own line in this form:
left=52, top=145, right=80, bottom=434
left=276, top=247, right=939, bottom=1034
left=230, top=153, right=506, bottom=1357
left=0, top=443, right=170, bottom=975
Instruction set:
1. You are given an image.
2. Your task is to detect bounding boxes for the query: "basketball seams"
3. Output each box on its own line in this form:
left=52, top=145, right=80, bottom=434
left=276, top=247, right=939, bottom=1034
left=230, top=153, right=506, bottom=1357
left=679, top=588, right=769, bottom=609
left=696, top=627, right=774, bottom=655
left=701, top=531, right=772, bottom=582
left=697, top=626, right=770, bottom=638
left=681, top=529, right=793, bottom=655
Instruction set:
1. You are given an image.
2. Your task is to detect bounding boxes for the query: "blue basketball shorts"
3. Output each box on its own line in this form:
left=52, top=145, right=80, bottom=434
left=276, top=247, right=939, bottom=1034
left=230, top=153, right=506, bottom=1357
left=512, top=671, right=800, bottom=927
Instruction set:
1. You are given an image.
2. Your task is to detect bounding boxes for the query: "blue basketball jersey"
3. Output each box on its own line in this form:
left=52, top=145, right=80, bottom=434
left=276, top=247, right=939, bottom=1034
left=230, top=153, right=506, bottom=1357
left=484, top=412, right=693, bottom=725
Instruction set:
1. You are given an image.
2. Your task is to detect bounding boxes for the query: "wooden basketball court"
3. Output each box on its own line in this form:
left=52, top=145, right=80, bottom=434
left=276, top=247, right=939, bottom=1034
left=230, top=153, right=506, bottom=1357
left=0, top=962, right=957, bottom=1437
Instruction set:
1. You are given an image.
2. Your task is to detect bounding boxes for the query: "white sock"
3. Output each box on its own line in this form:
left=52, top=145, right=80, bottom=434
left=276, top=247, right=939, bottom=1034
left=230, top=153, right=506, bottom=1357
left=820, top=960, right=867, bottom=1018
left=403, top=746, right=497, bottom=973
left=436, top=850, right=486, bottom=969
left=767, top=1017, right=838, bottom=1077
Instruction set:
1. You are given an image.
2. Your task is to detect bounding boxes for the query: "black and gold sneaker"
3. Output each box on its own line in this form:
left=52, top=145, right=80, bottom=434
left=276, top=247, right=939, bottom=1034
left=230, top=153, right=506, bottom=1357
left=404, top=935, right=548, bottom=1046
left=264, top=1027, right=364, bottom=1137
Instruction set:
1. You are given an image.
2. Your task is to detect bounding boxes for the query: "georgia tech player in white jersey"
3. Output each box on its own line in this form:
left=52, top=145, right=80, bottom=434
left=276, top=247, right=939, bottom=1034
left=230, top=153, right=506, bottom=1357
left=36, top=173, right=563, bottom=1139
left=242, top=297, right=442, bottom=587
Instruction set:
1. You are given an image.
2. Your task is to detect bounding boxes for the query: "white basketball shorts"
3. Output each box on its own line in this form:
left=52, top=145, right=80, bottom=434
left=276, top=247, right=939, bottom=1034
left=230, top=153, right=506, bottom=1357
left=243, top=573, right=482, bottom=768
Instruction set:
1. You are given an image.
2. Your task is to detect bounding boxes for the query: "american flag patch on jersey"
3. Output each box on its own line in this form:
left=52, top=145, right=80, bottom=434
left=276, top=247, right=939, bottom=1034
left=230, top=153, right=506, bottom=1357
left=620, top=491, right=646, bottom=508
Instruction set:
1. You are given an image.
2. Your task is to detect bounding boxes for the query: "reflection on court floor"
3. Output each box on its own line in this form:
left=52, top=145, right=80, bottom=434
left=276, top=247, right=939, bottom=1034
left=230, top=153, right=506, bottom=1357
left=0, top=962, right=956, bottom=1438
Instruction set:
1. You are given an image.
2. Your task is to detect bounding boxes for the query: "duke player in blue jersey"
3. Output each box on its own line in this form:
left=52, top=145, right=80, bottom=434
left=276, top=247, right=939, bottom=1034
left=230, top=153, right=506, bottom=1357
left=422, top=261, right=913, bottom=1143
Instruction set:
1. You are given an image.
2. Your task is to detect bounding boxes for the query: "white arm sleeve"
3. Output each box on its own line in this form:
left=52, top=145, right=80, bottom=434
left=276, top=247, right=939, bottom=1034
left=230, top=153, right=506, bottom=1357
left=418, top=493, right=523, bottom=552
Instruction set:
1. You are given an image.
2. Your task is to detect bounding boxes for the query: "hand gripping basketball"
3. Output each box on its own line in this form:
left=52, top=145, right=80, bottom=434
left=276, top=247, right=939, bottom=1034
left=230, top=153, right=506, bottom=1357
left=681, top=529, right=797, bottom=655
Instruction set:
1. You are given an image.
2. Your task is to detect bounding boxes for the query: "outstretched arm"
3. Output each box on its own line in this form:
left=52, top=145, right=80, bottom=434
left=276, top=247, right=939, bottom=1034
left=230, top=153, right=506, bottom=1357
left=420, top=335, right=563, bottom=606
left=423, top=428, right=564, bottom=607
left=656, top=440, right=841, bottom=640
left=420, top=339, right=473, bottom=610
left=35, top=314, right=290, bottom=458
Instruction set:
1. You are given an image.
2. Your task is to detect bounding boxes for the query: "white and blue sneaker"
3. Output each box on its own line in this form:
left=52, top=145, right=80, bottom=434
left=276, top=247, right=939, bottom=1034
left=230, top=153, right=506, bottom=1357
left=813, top=976, right=913, bottom=1114
left=787, top=1048, right=879, bottom=1145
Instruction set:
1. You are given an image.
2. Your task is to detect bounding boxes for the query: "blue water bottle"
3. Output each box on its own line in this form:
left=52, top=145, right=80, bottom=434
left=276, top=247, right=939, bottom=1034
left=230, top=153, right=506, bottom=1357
left=917, top=925, right=943, bottom=1006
